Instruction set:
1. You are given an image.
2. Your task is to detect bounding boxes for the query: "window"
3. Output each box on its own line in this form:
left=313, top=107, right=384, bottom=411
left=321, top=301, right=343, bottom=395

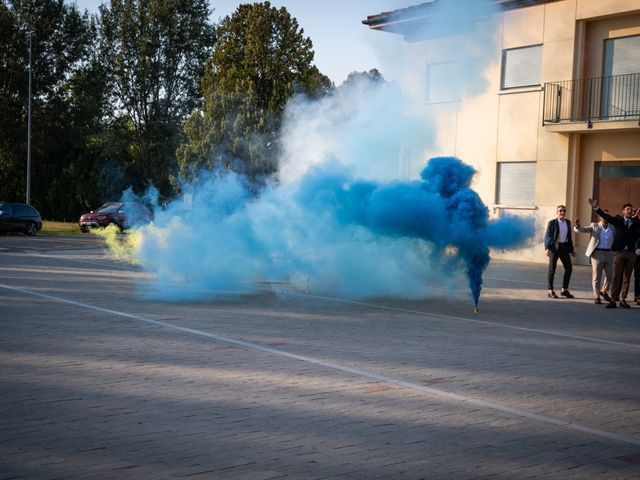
left=602, top=35, right=640, bottom=119
left=426, top=61, right=463, bottom=102
left=13, top=205, right=30, bottom=216
left=501, top=45, right=542, bottom=89
left=0, top=205, right=13, bottom=216
left=604, top=34, right=640, bottom=76
left=496, top=162, right=536, bottom=206
left=599, top=164, right=640, bottom=179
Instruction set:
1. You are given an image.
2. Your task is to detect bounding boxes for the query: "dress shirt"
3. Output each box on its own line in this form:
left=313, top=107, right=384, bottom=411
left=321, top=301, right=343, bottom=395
left=599, top=225, right=613, bottom=249
left=558, top=219, right=568, bottom=243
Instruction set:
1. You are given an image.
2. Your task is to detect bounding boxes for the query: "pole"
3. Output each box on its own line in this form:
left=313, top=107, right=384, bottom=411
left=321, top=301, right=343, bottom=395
left=26, top=30, right=33, bottom=205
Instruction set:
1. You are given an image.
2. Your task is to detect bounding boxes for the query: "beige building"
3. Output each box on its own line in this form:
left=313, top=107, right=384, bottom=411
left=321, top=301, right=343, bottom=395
left=364, top=0, right=640, bottom=264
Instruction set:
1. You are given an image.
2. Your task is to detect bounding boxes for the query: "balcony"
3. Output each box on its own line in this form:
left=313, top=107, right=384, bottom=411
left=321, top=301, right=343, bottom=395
left=543, top=73, right=640, bottom=132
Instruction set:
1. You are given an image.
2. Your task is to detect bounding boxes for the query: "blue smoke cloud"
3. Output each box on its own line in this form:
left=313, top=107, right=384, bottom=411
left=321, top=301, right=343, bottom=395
left=294, top=156, right=532, bottom=306
left=129, top=156, right=533, bottom=306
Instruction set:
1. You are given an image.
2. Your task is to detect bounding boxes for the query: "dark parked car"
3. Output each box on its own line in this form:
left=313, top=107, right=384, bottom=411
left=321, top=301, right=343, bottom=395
left=0, top=202, right=43, bottom=236
left=78, top=202, right=153, bottom=232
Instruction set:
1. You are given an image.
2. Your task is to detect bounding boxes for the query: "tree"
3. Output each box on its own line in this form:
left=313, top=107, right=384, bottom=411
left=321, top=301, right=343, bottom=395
left=0, top=0, right=107, bottom=219
left=98, top=0, right=214, bottom=196
left=0, top=0, right=28, bottom=203
left=177, top=1, right=329, bottom=181
left=340, top=68, right=385, bottom=90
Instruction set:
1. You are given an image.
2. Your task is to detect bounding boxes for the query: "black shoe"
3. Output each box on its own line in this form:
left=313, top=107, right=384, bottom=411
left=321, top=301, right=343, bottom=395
left=560, top=290, right=574, bottom=299
left=634, top=297, right=640, bottom=306
left=620, top=300, right=631, bottom=309
left=600, top=291, right=611, bottom=302
left=548, top=291, right=558, bottom=299
left=606, top=301, right=617, bottom=309
left=595, top=298, right=602, bottom=305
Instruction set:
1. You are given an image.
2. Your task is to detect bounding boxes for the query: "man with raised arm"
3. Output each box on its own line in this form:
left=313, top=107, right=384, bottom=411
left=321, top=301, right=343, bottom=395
left=588, top=199, right=640, bottom=309
left=574, top=211, right=614, bottom=304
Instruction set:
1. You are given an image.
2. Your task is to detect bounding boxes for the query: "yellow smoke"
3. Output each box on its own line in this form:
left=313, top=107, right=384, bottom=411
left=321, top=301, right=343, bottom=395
left=92, top=224, right=143, bottom=264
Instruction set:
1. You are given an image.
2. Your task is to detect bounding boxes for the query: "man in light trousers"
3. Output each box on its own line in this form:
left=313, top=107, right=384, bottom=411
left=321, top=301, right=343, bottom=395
left=574, top=212, right=614, bottom=304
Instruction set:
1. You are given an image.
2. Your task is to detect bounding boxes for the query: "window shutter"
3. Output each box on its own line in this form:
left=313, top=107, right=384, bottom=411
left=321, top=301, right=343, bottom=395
left=604, top=35, right=640, bottom=76
left=496, top=162, right=536, bottom=206
left=501, top=45, right=542, bottom=89
left=602, top=35, right=640, bottom=118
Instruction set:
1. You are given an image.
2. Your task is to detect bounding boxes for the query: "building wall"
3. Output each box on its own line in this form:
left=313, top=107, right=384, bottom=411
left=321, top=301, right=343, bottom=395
left=577, top=0, right=640, bottom=20
left=395, top=0, right=640, bottom=264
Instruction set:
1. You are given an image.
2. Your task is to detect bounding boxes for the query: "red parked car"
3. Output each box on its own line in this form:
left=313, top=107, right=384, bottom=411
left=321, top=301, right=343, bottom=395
left=79, top=202, right=152, bottom=233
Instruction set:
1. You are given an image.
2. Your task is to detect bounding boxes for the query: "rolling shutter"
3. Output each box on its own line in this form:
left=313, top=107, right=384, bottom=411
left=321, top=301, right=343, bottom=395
left=604, top=35, right=640, bottom=76
left=496, top=162, right=536, bottom=206
left=501, top=45, right=542, bottom=89
left=602, top=35, right=640, bottom=118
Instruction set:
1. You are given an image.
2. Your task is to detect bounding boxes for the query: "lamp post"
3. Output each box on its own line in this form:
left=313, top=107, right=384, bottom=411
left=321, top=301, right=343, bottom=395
left=26, top=29, right=34, bottom=205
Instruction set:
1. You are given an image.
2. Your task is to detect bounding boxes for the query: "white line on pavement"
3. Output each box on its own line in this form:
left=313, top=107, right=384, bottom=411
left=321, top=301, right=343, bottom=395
left=2, top=282, right=640, bottom=447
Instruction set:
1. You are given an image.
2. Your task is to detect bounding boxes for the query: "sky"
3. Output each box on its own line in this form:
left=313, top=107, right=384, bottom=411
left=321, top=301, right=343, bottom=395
left=74, top=0, right=412, bottom=84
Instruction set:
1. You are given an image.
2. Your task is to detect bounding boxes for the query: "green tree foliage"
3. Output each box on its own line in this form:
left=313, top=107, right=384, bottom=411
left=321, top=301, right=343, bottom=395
left=341, top=68, right=385, bottom=89
left=0, top=0, right=107, bottom=220
left=177, top=1, right=330, bottom=181
left=99, top=0, right=214, bottom=197
left=0, top=1, right=27, bottom=204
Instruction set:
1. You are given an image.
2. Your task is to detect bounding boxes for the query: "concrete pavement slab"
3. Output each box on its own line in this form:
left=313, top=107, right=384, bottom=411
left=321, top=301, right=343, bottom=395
left=1, top=234, right=639, bottom=479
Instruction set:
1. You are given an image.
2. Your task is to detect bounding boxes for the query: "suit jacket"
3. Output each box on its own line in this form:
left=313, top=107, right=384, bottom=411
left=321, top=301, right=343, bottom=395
left=573, top=222, right=612, bottom=257
left=594, top=208, right=640, bottom=252
left=544, top=218, right=575, bottom=254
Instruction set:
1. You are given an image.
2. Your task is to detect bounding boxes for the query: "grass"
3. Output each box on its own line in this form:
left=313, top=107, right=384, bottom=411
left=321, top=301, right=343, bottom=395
left=41, top=220, right=82, bottom=235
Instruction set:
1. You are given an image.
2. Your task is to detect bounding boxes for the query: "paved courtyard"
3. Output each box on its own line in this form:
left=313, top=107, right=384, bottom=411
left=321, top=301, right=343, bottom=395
left=1, top=234, right=639, bottom=479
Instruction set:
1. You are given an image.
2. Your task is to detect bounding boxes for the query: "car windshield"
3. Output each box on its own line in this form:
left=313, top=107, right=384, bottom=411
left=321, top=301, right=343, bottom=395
left=95, top=204, right=122, bottom=213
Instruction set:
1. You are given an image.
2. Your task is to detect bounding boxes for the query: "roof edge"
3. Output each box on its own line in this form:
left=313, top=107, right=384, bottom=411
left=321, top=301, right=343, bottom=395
left=362, top=0, right=563, bottom=28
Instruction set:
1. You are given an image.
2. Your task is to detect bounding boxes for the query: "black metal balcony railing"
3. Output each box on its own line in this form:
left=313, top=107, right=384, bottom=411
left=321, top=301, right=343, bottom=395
left=543, top=72, right=640, bottom=127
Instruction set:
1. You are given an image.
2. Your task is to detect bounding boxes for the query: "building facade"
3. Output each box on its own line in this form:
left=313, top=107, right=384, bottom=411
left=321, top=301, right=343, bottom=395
left=364, top=0, right=640, bottom=263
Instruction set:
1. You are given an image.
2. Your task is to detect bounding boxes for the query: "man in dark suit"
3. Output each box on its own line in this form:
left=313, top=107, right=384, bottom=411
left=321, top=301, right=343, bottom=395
left=589, top=199, right=640, bottom=309
left=635, top=233, right=640, bottom=305
left=544, top=205, right=576, bottom=299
